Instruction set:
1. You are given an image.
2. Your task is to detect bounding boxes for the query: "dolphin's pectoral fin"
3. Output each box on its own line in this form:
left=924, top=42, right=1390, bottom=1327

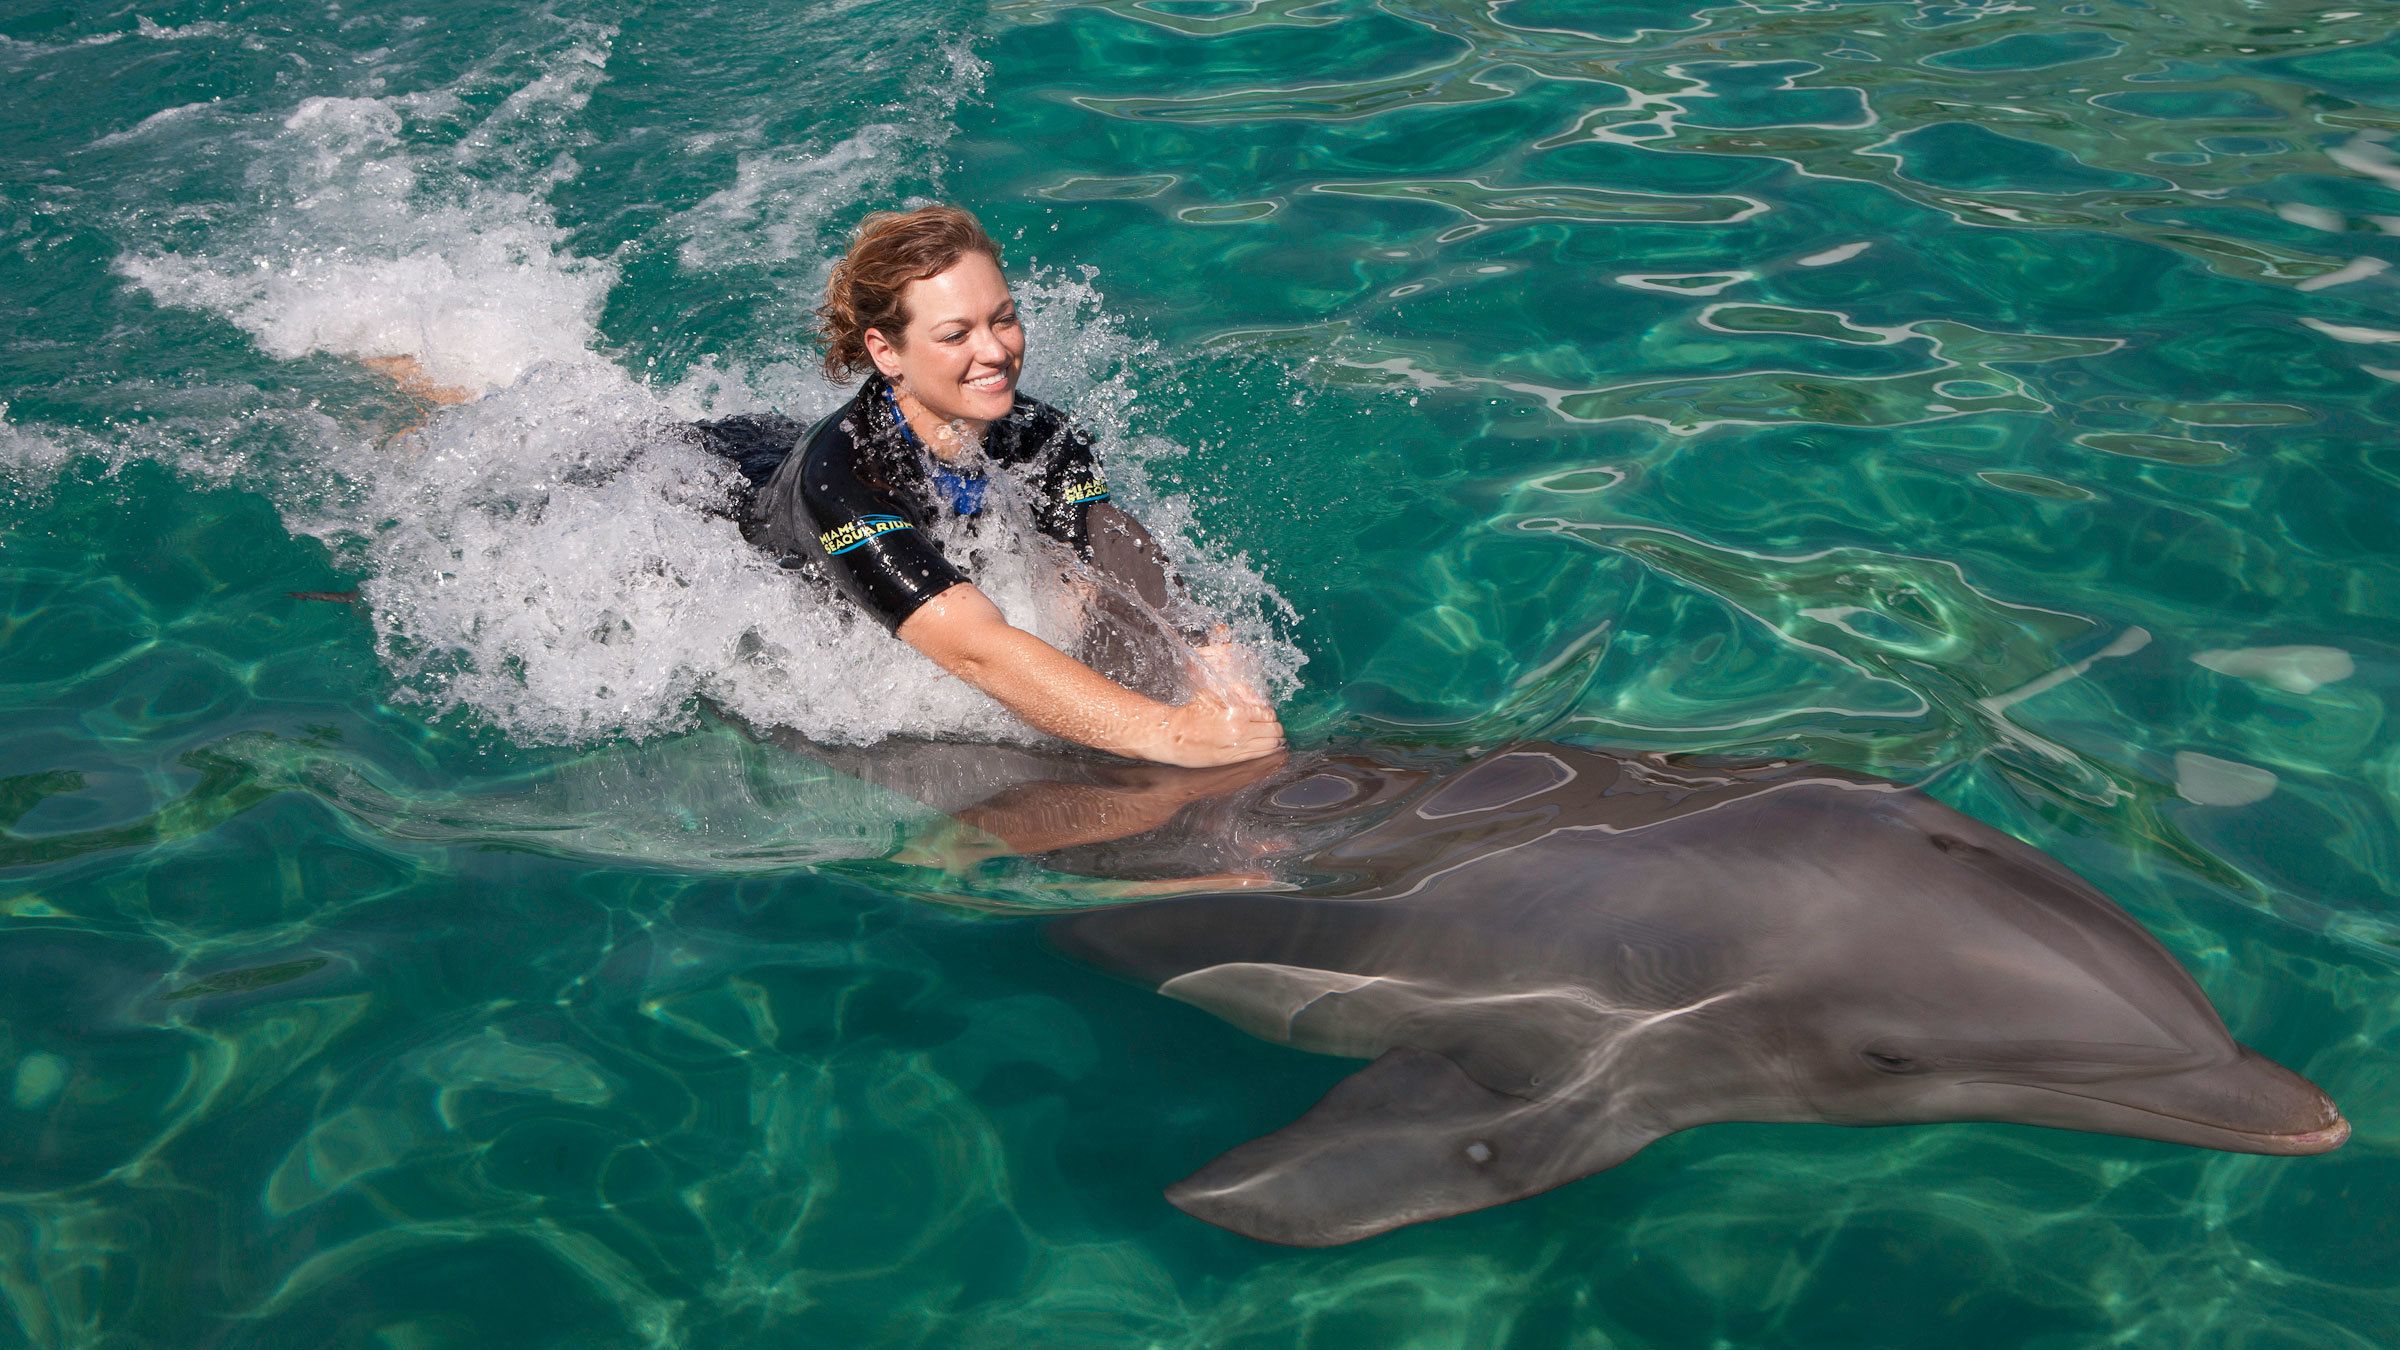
left=1161, top=963, right=1610, bottom=1095
left=1167, top=1046, right=1646, bottom=1247
left=1160, top=962, right=1384, bottom=1046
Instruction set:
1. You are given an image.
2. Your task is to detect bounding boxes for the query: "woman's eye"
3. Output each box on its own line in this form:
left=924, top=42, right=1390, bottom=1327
left=941, top=331, right=966, bottom=343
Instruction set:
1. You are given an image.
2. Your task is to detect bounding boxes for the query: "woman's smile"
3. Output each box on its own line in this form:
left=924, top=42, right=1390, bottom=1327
left=868, top=251, right=1026, bottom=434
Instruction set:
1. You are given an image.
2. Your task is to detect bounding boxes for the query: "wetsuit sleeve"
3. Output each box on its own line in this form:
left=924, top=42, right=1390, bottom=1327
left=796, top=444, right=967, bottom=633
left=1024, top=411, right=1113, bottom=556
left=690, top=413, right=809, bottom=492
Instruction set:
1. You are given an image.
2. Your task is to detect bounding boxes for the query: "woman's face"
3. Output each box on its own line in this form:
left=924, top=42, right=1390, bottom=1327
left=865, top=252, right=1025, bottom=428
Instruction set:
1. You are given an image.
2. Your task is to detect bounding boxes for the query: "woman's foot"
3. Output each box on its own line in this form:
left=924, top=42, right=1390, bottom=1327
left=362, top=354, right=475, bottom=407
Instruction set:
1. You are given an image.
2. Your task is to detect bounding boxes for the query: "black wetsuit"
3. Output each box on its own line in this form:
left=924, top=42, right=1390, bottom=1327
left=698, top=373, right=1112, bottom=632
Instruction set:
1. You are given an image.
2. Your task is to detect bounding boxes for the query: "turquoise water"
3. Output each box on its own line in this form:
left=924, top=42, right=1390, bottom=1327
left=3, top=0, right=2398, bottom=1342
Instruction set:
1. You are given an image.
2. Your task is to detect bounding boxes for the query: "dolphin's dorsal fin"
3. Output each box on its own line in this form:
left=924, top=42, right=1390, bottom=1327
left=1167, top=1046, right=1655, bottom=1247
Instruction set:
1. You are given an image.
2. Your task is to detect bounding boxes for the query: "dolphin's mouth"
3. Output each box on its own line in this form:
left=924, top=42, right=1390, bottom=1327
left=1992, top=1079, right=2350, bottom=1156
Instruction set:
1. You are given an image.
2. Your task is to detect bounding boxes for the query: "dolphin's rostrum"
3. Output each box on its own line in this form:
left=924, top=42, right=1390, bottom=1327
left=1049, top=746, right=2348, bottom=1248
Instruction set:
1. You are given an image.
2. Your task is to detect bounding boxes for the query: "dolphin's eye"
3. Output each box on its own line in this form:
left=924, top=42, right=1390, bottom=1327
left=1863, top=1049, right=1922, bottom=1074
left=1929, top=834, right=1982, bottom=856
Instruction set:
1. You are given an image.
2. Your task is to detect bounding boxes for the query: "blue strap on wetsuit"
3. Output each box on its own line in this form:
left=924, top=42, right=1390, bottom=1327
left=932, top=468, right=987, bottom=516
left=887, top=386, right=986, bottom=516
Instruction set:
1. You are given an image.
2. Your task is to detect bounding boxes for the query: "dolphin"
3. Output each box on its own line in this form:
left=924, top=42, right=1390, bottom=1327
left=1048, top=745, right=2349, bottom=1247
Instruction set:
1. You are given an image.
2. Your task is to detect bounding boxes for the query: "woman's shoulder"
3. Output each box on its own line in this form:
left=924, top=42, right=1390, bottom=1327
left=796, top=385, right=881, bottom=474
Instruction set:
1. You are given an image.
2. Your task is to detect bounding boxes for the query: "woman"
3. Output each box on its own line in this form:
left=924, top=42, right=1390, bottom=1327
left=730, top=204, right=1285, bottom=768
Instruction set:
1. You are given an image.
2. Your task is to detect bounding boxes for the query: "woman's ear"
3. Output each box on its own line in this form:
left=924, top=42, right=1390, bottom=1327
left=863, top=327, right=904, bottom=380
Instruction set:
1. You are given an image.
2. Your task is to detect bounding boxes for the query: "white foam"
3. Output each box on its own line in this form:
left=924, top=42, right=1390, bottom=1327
left=58, top=16, right=232, bottom=47
left=676, top=125, right=914, bottom=271
left=0, top=17, right=214, bottom=60
left=91, top=99, right=220, bottom=148
left=122, top=94, right=613, bottom=395
left=132, top=16, right=231, bottom=41
left=0, top=408, right=83, bottom=480
left=670, top=42, right=986, bottom=272
left=469, top=29, right=615, bottom=162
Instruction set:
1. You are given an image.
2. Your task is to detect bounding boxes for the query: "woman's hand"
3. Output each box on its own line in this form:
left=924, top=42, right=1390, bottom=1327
left=1141, top=683, right=1286, bottom=767
left=1172, top=636, right=1284, bottom=765
left=900, top=583, right=1284, bottom=767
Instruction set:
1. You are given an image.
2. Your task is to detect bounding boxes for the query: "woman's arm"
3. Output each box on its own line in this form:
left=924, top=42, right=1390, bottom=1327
left=898, top=582, right=1284, bottom=767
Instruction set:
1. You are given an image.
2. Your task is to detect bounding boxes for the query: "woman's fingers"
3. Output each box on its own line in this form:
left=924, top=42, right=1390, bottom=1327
left=1207, top=690, right=1281, bottom=733
left=1159, top=691, right=1285, bottom=766
left=1218, top=703, right=1287, bottom=761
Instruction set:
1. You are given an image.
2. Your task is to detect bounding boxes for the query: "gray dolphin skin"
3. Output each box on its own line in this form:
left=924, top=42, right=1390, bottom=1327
left=1046, top=745, right=2349, bottom=1248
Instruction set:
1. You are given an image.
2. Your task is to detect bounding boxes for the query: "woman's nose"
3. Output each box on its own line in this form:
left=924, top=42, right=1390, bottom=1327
left=971, top=328, right=1010, bottom=365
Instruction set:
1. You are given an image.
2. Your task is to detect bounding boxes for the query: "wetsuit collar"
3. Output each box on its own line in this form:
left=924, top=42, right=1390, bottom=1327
left=869, top=375, right=988, bottom=516
left=870, top=372, right=1038, bottom=456
left=878, top=379, right=927, bottom=452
